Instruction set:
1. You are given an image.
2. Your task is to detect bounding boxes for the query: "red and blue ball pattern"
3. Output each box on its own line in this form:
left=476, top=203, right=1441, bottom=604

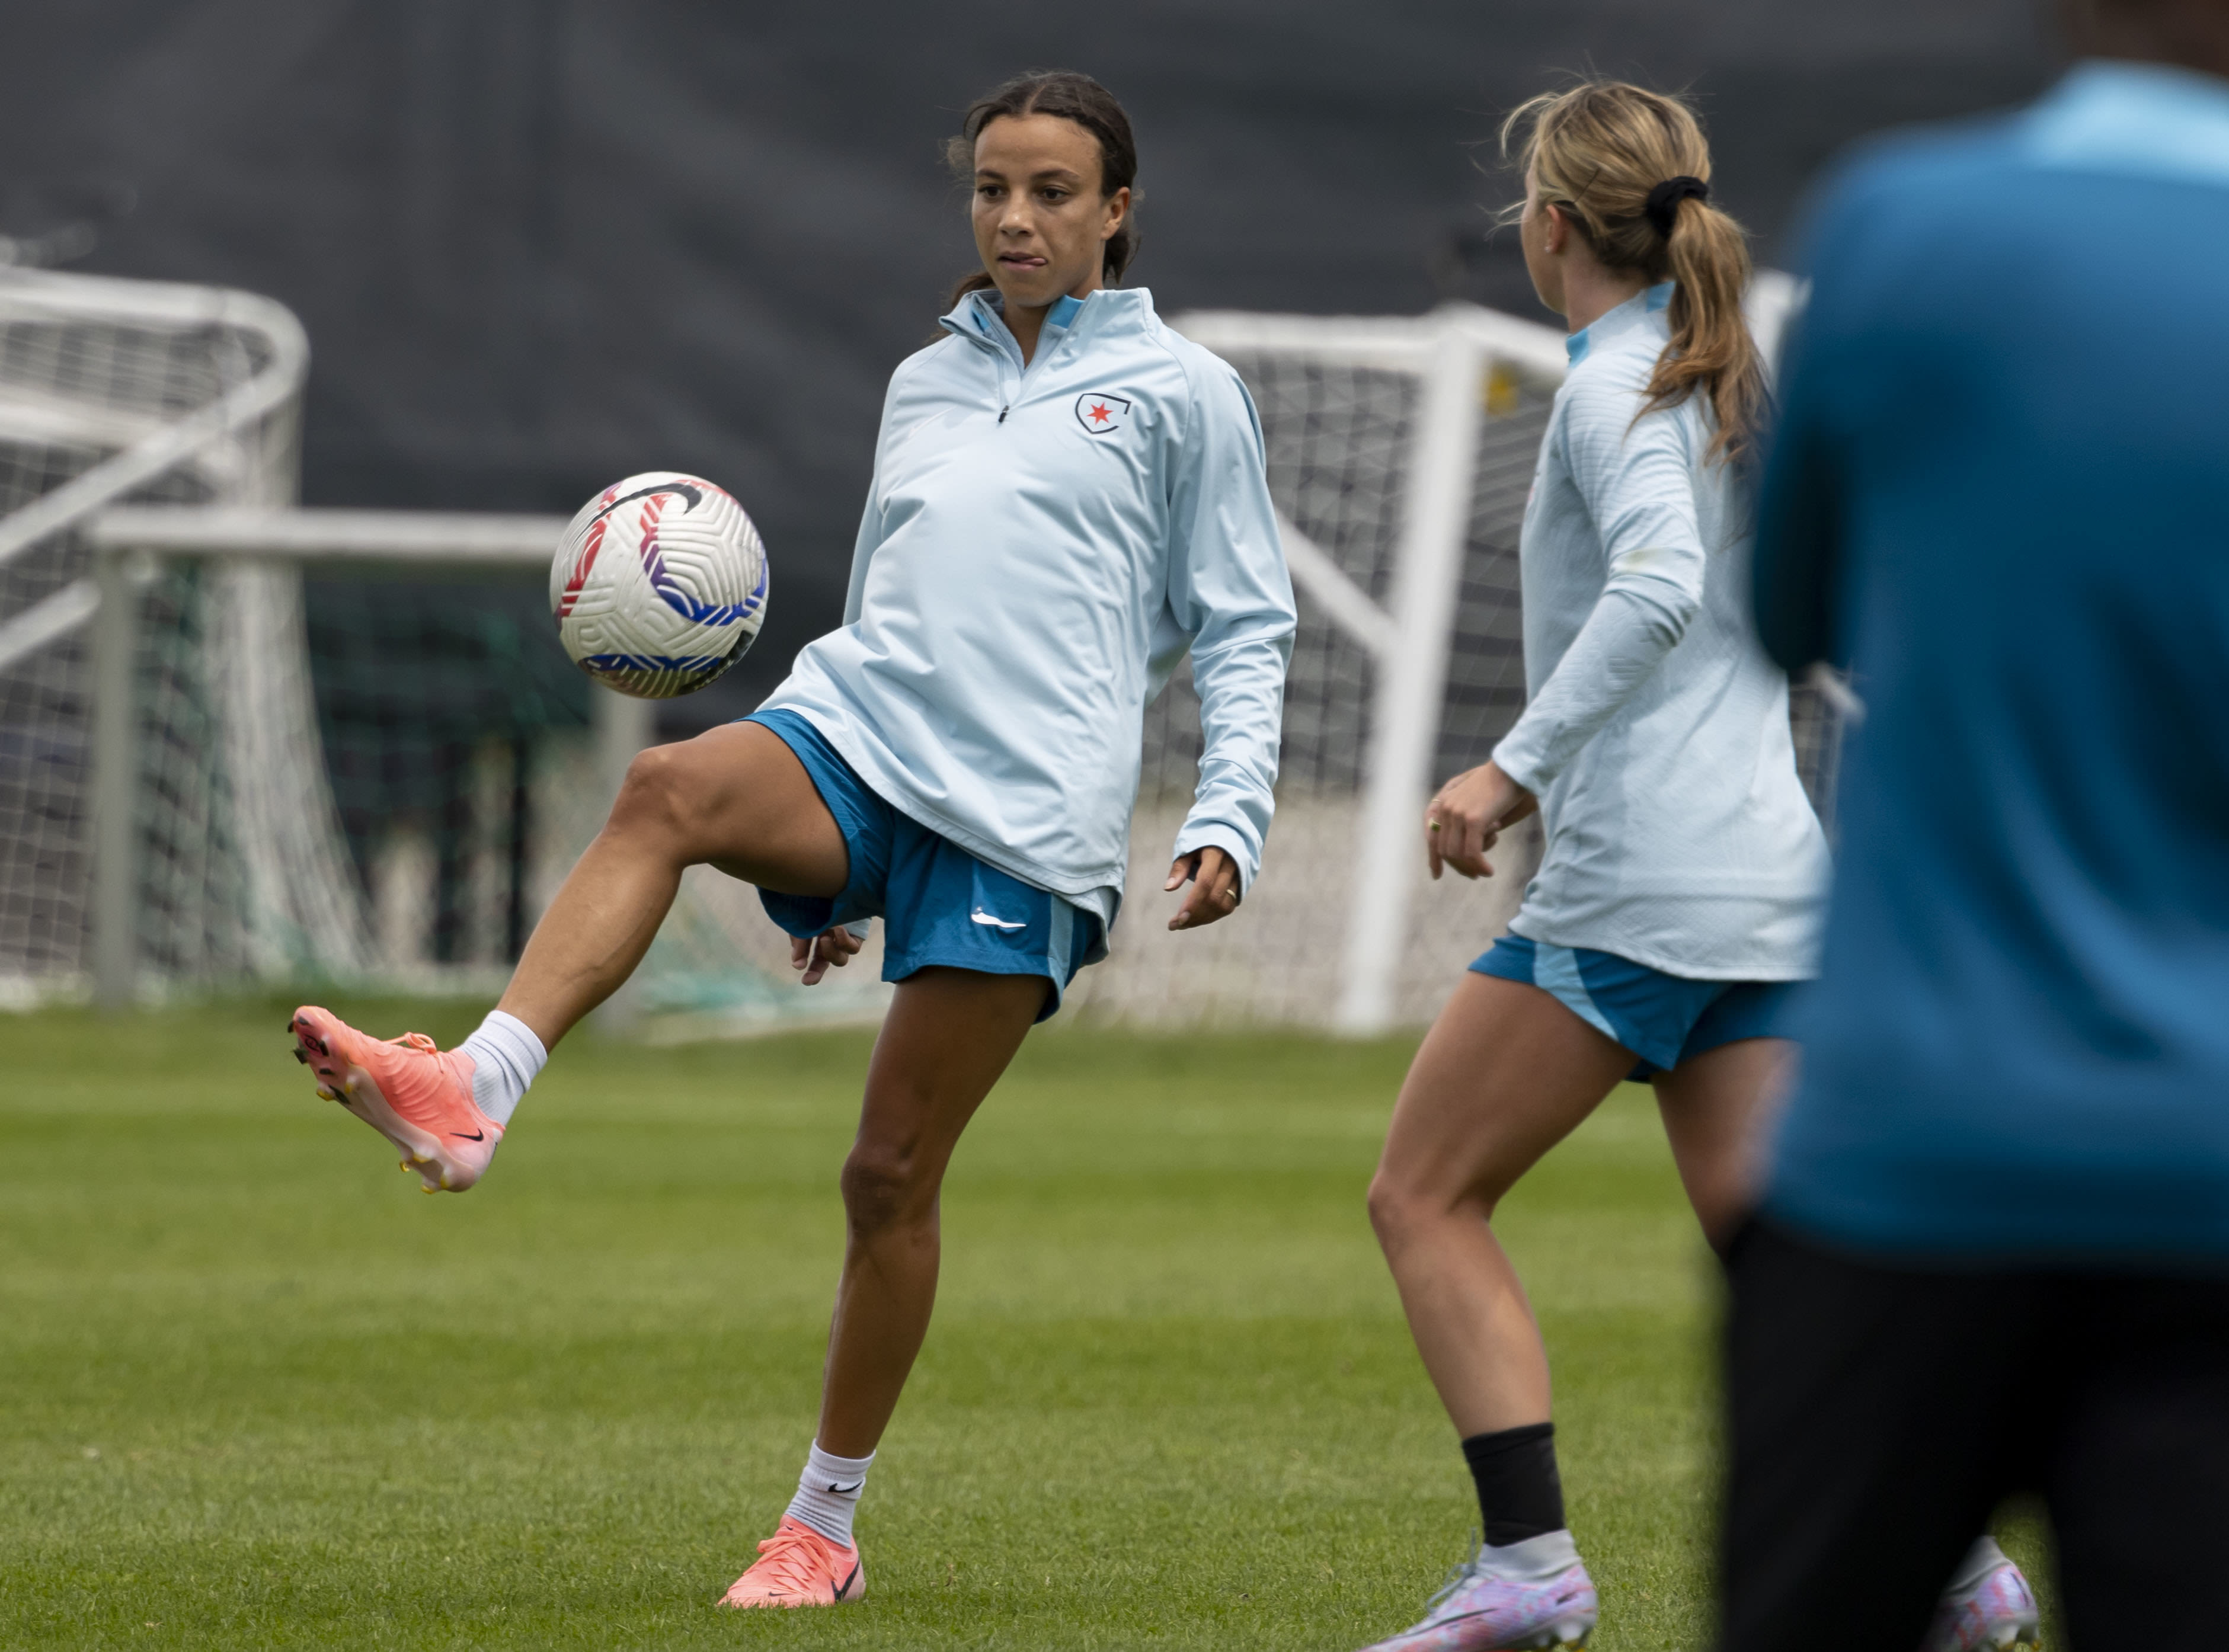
left=550, top=471, right=769, bottom=699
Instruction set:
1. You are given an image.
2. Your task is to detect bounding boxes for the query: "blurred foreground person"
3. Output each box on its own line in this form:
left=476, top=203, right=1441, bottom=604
left=1726, top=4, right=2229, bottom=1649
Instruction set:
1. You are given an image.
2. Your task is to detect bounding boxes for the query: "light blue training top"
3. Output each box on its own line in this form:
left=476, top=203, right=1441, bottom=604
left=759, top=286, right=1297, bottom=932
left=1495, top=283, right=1828, bottom=979
left=1754, top=60, right=2229, bottom=1261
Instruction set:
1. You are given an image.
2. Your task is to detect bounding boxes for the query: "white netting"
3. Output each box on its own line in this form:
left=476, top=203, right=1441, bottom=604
left=0, top=269, right=373, bottom=1004
left=0, top=273, right=1828, bottom=1035
left=0, top=270, right=881, bottom=1025
left=1066, top=293, right=1838, bottom=1030
left=1067, top=332, right=1552, bottom=1028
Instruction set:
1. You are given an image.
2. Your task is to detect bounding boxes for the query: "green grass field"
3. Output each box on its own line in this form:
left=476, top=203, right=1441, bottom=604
left=0, top=1000, right=2051, bottom=1650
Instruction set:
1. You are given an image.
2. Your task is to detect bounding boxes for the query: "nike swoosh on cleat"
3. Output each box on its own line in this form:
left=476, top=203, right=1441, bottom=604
left=969, top=909, right=1026, bottom=930
left=450, top=1129, right=485, bottom=1141
left=836, top=1561, right=861, bottom=1599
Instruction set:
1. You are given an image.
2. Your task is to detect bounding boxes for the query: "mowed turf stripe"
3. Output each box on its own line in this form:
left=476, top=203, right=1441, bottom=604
left=0, top=1002, right=2048, bottom=1648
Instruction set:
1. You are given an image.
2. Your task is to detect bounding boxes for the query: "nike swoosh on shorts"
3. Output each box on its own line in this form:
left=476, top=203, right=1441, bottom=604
left=969, top=909, right=1025, bottom=931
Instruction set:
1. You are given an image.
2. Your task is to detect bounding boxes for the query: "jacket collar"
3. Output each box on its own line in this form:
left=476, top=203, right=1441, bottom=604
left=1565, top=281, right=1674, bottom=366
left=939, top=286, right=1156, bottom=360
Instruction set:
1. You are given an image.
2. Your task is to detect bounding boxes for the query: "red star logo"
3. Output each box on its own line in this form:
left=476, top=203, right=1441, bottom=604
left=1087, top=401, right=1112, bottom=424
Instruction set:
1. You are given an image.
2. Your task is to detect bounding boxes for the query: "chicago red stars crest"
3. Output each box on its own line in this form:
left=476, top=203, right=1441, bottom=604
left=1074, top=392, right=1132, bottom=435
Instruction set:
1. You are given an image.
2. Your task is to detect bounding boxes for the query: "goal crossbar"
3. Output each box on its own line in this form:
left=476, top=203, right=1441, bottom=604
left=65, top=505, right=651, bottom=1010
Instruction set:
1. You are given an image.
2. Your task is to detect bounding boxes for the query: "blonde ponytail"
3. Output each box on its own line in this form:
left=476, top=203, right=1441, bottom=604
left=1502, top=82, right=1766, bottom=464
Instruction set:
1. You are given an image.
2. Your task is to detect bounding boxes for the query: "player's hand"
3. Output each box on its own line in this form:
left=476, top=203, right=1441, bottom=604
left=1166, top=846, right=1242, bottom=931
left=1425, top=761, right=1537, bottom=881
left=792, top=925, right=864, bottom=985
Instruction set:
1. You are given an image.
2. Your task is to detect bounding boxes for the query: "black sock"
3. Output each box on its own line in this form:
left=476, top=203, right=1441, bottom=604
left=1460, top=1422, right=1566, bottom=1546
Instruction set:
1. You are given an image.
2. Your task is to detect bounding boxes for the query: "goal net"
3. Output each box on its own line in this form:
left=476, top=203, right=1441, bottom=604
left=1068, top=277, right=1824, bottom=1032
left=0, top=267, right=356, bottom=1004
left=1066, top=306, right=1553, bottom=1031
left=0, top=267, right=1828, bottom=1038
left=0, top=270, right=891, bottom=1029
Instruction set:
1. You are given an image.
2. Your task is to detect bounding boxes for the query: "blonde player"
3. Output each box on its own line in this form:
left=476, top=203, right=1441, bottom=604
left=1352, top=82, right=2031, bottom=1651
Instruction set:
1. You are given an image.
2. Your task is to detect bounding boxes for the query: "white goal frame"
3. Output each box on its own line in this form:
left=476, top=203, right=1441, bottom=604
left=75, top=505, right=651, bottom=1011
left=1177, top=303, right=1564, bottom=1033
left=2, top=266, right=1803, bottom=1034
left=1173, top=273, right=1802, bottom=1034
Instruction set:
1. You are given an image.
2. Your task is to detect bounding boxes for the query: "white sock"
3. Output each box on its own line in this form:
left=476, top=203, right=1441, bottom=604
left=1478, top=1528, right=1581, bottom=1579
left=459, top=1010, right=546, bottom=1126
left=784, top=1440, right=874, bottom=1548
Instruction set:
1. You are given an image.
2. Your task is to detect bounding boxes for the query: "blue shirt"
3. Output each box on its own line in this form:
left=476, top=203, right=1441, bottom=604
left=1754, top=62, right=2229, bottom=1262
left=760, top=286, right=1297, bottom=930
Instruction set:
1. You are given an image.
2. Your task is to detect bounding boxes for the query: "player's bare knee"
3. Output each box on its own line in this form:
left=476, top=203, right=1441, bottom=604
left=839, top=1145, right=929, bottom=1235
left=606, top=744, right=700, bottom=846
left=1367, top=1169, right=1421, bottom=1248
left=1370, top=1168, right=1494, bottom=1250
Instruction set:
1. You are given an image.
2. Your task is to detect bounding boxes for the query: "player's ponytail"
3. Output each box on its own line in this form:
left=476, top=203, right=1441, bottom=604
left=945, top=69, right=1141, bottom=310
left=1503, top=82, right=1765, bottom=465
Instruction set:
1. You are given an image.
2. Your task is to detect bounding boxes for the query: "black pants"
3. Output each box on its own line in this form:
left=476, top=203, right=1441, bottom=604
left=1722, top=1219, right=2229, bottom=1652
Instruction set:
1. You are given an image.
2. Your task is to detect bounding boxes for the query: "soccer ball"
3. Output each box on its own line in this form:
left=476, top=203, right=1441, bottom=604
left=550, top=471, right=770, bottom=699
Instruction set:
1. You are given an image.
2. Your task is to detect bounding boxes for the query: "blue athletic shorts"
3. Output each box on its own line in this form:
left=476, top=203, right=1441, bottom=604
left=1471, top=932, right=1796, bottom=1080
left=744, top=709, right=1104, bottom=1023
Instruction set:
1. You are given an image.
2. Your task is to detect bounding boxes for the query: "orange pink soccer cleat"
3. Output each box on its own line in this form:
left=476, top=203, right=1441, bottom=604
left=717, top=1516, right=866, bottom=1609
left=289, top=1006, right=503, bottom=1192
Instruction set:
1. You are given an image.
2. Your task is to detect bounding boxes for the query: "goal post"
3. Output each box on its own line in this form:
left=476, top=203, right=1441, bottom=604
left=77, top=506, right=656, bottom=1010
left=53, top=502, right=891, bottom=1033
left=1073, top=300, right=1572, bottom=1035
left=0, top=265, right=309, bottom=1010
left=0, top=262, right=1824, bottom=1037
left=1099, top=274, right=1817, bottom=1036
left=0, top=268, right=801, bottom=1025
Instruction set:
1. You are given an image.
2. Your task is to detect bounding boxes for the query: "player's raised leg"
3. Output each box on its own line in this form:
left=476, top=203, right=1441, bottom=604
left=719, top=965, right=1045, bottom=1608
left=1358, top=971, right=1631, bottom=1650
left=291, top=721, right=848, bottom=1190
left=497, top=722, right=850, bottom=1044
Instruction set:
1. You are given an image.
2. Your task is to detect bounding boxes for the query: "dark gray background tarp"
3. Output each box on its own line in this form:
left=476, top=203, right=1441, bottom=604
left=2, top=1, right=2054, bottom=726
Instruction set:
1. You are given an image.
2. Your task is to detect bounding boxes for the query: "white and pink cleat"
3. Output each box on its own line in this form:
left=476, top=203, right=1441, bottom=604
left=290, top=1006, right=503, bottom=1193
left=1358, top=1532, right=1597, bottom=1651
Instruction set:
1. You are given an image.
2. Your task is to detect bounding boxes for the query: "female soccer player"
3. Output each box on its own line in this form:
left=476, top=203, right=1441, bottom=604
left=285, top=69, right=1294, bottom=1611
left=1351, top=83, right=2033, bottom=1651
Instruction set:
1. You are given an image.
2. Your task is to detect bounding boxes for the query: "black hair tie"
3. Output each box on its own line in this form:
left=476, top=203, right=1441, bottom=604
left=1645, top=175, right=1709, bottom=238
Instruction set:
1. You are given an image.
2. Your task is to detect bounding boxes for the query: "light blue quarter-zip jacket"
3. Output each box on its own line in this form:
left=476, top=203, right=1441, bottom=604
left=759, top=286, right=1297, bottom=936
left=1494, top=284, right=1827, bottom=979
